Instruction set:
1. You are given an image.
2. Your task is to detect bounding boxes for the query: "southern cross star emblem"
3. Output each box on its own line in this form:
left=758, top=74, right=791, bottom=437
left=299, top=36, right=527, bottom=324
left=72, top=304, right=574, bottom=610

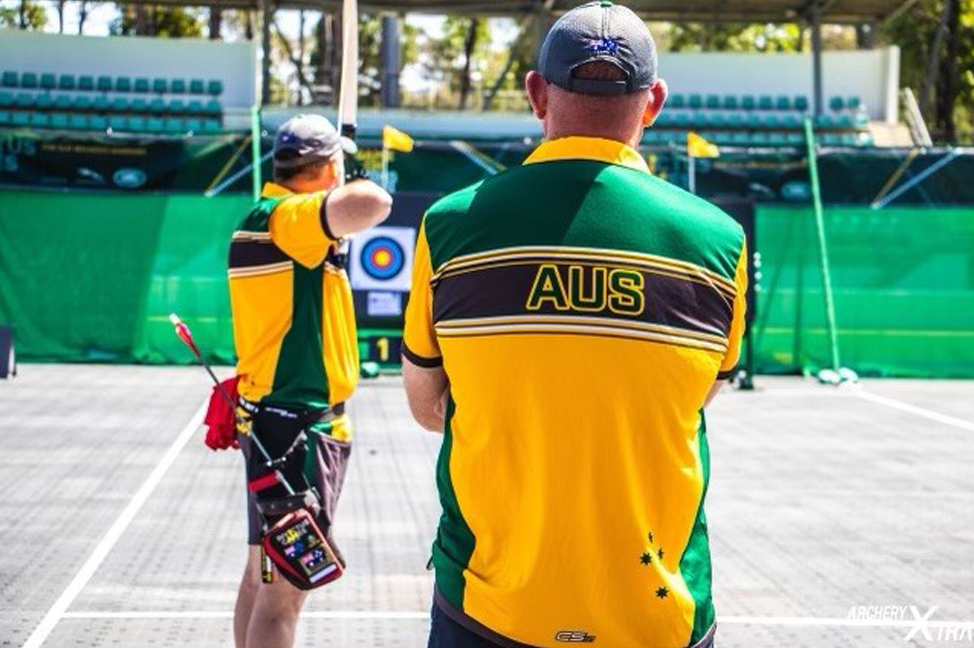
left=657, top=548, right=664, bottom=560
left=647, top=531, right=654, bottom=543
left=585, top=36, right=620, bottom=56
left=640, top=552, right=652, bottom=565
left=656, top=586, right=669, bottom=599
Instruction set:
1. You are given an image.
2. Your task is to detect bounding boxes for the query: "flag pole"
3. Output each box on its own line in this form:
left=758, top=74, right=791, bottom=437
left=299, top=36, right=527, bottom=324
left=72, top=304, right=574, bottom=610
left=688, top=154, right=696, bottom=195
left=380, top=143, right=390, bottom=189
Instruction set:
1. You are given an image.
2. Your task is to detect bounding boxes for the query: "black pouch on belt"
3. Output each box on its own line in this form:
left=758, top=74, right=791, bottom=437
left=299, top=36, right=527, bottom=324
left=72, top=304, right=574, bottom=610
left=243, top=403, right=344, bottom=589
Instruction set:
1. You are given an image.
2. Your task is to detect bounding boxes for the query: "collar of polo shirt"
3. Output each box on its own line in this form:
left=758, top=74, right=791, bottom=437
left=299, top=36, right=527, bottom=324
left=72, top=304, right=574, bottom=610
left=523, top=136, right=649, bottom=173
left=261, top=182, right=294, bottom=198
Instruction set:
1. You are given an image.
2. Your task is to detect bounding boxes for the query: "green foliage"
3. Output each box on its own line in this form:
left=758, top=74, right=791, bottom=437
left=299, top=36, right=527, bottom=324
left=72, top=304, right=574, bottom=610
left=0, top=1, right=47, bottom=30
left=663, top=23, right=805, bottom=52
left=110, top=5, right=203, bottom=38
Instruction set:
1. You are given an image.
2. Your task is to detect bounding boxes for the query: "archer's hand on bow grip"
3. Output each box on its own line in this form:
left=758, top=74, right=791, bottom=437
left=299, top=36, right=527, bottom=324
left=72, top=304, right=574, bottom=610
left=344, top=155, right=371, bottom=183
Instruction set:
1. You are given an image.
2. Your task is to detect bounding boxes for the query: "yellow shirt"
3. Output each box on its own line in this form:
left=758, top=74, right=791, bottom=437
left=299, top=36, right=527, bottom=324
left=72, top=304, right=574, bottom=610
left=228, top=182, right=358, bottom=439
left=404, top=137, right=747, bottom=647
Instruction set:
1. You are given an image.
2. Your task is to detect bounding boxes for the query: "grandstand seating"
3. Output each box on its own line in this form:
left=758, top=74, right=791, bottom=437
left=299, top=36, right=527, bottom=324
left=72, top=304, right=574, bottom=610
left=0, top=69, right=230, bottom=136
left=643, top=91, right=874, bottom=148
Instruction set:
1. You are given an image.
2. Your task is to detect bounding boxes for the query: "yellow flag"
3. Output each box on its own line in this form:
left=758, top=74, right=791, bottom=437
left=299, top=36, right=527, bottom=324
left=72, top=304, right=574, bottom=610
left=687, top=132, right=720, bottom=158
left=383, top=125, right=414, bottom=153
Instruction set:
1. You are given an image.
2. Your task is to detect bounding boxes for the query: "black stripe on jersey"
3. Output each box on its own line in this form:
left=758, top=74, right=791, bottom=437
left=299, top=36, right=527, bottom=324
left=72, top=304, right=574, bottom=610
left=229, top=240, right=290, bottom=269
left=432, top=262, right=734, bottom=339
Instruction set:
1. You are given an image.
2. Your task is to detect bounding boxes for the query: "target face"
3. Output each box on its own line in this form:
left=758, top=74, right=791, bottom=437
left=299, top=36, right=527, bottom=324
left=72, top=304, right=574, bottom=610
left=361, top=237, right=405, bottom=280
left=349, top=226, right=416, bottom=292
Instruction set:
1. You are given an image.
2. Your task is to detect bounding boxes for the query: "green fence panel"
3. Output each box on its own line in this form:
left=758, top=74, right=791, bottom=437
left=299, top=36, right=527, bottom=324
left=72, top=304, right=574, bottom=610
left=0, top=189, right=248, bottom=364
left=752, top=205, right=974, bottom=377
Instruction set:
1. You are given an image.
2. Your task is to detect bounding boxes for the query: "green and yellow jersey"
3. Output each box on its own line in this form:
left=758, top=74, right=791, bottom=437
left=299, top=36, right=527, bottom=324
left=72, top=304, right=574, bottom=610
left=404, top=137, right=747, bottom=648
left=228, top=182, right=358, bottom=440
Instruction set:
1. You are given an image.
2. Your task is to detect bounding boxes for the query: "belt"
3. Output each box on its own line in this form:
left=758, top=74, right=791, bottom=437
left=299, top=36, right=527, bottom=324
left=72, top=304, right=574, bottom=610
left=239, top=398, right=345, bottom=425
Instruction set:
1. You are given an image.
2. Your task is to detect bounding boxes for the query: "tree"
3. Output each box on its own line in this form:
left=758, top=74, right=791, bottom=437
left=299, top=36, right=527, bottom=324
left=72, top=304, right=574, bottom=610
left=0, top=0, right=46, bottom=29
left=110, top=5, right=204, bottom=38
left=425, top=16, right=491, bottom=109
left=880, top=0, right=974, bottom=143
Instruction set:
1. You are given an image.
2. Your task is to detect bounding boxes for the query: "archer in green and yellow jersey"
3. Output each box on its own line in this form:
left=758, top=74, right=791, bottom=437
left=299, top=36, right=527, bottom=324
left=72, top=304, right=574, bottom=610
left=228, top=182, right=358, bottom=440
left=404, top=136, right=747, bottom=648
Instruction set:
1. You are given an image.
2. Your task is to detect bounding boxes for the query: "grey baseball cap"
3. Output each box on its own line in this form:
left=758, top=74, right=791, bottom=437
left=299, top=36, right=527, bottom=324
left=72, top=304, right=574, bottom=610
left=273, top=113, right=357, bottom=169
left=538, top=1, right=658, bottom=96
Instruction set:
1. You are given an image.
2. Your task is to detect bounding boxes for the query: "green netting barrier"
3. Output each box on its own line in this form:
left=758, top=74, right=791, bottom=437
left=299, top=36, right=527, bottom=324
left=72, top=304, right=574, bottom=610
left=2, top=190, right=973, bottom=377
left=0, top=189, right=248, bottom=364
left=752, top=206, right=974, bottom=378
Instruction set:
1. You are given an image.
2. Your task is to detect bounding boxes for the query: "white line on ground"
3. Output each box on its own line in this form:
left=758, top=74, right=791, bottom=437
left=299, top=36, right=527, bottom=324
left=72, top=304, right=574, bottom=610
left=853, top=389, right=974, bottom=432
left=20, top=401, right=208, bottom=648
left=56, top=611, right=974, bottom=629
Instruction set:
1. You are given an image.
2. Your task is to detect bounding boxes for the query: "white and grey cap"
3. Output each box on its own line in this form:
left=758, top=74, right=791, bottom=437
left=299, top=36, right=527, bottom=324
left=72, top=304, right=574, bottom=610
left=538, top=0, right=658, bottom=96
left=273, top=114, right=358, bottom=169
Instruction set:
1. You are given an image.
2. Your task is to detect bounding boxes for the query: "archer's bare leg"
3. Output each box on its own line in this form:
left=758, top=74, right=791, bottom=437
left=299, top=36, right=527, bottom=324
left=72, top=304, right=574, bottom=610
left=234, top=546, right=262, bottom=648
left=245, top=568, right=309, bottom=648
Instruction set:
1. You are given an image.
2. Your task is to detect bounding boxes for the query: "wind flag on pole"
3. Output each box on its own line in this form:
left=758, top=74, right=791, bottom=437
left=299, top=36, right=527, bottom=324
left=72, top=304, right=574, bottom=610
left=382, top=125, right=414, bottom=153
left=687, top=132, right=720, bottom=158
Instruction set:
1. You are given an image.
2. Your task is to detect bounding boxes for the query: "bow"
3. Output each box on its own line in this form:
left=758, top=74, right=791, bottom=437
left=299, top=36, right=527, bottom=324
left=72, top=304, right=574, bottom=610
left=337, top=0, right=359, bottom=147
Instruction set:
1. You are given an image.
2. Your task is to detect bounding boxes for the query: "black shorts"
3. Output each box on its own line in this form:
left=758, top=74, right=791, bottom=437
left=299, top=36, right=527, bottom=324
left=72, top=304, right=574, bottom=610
left=237, top=402, right=351, bottom=547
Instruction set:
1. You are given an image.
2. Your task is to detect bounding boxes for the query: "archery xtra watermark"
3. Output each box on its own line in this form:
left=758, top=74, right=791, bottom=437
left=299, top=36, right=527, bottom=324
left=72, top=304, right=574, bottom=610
left=846, top=605, right=974, bottom=643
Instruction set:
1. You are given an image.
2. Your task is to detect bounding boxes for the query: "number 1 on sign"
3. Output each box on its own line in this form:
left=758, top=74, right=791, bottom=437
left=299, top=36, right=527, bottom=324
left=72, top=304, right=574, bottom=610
left=377, top=337, right=389, bottom=362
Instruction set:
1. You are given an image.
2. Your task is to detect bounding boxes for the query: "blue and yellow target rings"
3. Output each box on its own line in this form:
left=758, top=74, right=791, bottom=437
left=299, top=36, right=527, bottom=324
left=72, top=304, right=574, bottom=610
left=360, top=236, right=405, bottom=280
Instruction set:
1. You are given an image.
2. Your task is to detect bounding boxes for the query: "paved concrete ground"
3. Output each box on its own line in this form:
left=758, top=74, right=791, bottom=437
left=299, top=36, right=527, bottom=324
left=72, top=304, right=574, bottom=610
left=1, top=366, right=972, bottom=648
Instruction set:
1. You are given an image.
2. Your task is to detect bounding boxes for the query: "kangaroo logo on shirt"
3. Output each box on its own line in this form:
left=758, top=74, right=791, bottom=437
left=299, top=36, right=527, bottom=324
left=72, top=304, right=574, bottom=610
left=526, top=264, right=645, bottom=316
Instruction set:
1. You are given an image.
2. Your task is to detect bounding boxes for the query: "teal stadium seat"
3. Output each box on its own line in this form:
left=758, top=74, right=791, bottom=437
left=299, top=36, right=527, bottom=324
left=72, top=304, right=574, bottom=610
left=786, top=133, right=804, bottom=146
left=829, top=96, right=845, bottom=111
left=854, top=113, right=869, bottom=128
left=782, top=114, right=802, bottom=129
left=30, top=112, right=50, bottom=128
left=709, top=113, right=727, bottom=128
left=128, top=116, right=147, bottom=132
left=115, top=77, right=132, bottom=92
left=96, top=76, right=113, bottom=92
left=35, top=94, right=53, bottom=109
left=726, top=113, right=744, bottom=128
left=1, top=71, right=18, bottom=88
left=111, top=97, right=129, bottom=112
left=189, top=79, right=205, bottom=94
left=169, top=99, right=185, bottom=113
left=165, top=117, right=185, bottom=134
left=731, top=132, right=749, bottom=145
left=741, top=95, right=756, bottom=110
left=186, top=118, right=203, bottom=133
left=134, top=77, right=150, bottom=93
left=722, top=95, right=738, bottom=110
left=688, top=94, right=703, bottom=110
left=669, top=94, right=685, bottom=109
left=201, top=119, right=221, bottom=134
left=763, top=115, right=780, bottom=128
left=171, top=79, right=187, bottom=94
left=40, top=73, right=56, bottom=90
left=775, top=96, right=791, bottom=111
left=50, top=113, right=69, bottom=129
left=705, top=94, right=721, bottom=110
left=58, top=74, right=75, bottom=90
left=12, top=112, right=30, bottom=126
left=149, top=98, right=166, bottom=113
left=15, top=93, right=35, bottom=108
left=21, top=73, right=38, bottom=89
left=93, top=96, right=109, bottom=112
left=152, top=78, right=168, bottom=94
left=695, top=114, right=711, bottom=128
left=673, top=112, right=692, bottom=128
left=795, top=96, right=809, bottom=112
left=847, top=96, right=862, bottom=110
left=108, top=115, right=128, bottom=131
left=73, top=95, right=93, bottom=111
left=130, top=98, right=148, bottom=112
left=758, top=95, right=774, bottom=110
left=0, top=110, right=11, bottom=125
left=69, top=114, right=89, bottom=130
left=0, top=91, right=12, bottom=107
left=78, top=75, right=94, bottom=91
left=769, top=133, right=788, bottom=147
left=750, top=132, right=770, bottom=146
left=204, top=99, right=221, bottom=115
left=206, top=80, right=223, bottom=96
left=147, top=117, right=165, bottom=133
left=187, top=99, right=204, bottom=114
left=89, top=115, right=108, bottom=131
